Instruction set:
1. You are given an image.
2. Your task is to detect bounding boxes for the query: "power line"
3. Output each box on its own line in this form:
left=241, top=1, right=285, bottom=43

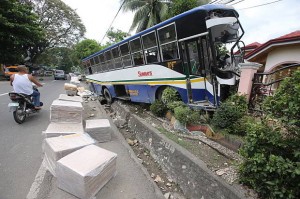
left=238, top=0, right=284, bottom=10
left=229, top=0, right=246, bottom=6
left=100, top=1, right=125, bottom=44
left=209, top=0, right=221, bottom=4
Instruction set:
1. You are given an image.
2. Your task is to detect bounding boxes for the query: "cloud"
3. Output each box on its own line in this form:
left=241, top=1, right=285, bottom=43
left=234, top=0, right=300, bottom=44
left=61, top=0, right=134, bottom=43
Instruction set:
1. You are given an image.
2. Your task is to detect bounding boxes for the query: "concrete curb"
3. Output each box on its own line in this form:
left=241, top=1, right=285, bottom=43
left=26, top=159, right=53, bottom=199
left=112, top=101, right=253, bottom=199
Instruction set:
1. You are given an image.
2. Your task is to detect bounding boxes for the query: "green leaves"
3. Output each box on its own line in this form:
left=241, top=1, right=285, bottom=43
left=211, top=94, right=248, bottom=134
left=0, top=0, right=45, bottom=63
left=122, top=0, right=171, bottom=32
left=150, top=100, right=168, bottom=117
left=263, top=71, right=300, bottom=137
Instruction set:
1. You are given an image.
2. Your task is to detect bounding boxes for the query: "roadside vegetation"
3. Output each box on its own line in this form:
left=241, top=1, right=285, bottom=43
left=150, top=71, right=300, bottom=199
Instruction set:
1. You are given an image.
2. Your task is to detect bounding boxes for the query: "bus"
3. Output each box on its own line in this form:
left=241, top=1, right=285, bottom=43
left=82, top=4, right=245, bottom=110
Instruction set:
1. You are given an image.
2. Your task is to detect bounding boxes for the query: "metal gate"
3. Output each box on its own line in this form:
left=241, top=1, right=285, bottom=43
left=249, top=63, right=300, bottom=111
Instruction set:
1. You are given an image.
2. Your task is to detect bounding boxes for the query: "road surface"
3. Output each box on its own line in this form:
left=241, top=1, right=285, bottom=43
left=0, top=77, right=67, bottom=199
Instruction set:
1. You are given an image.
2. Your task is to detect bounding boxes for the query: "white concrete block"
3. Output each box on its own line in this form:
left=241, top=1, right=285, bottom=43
left=43, top=133, right=96, bottom=177
left=50, top=100, right=83, bottom=123
left=85, top=119, right=112, bottom=142
left=43, top=122, right=84, bottom=138
left=57, top=145, right=117, bottom=199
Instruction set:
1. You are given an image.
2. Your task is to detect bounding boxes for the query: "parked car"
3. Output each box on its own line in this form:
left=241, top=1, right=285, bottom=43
left=44, top=71, right=53, bottom=76
left=54, top=70, right=67, bottom=80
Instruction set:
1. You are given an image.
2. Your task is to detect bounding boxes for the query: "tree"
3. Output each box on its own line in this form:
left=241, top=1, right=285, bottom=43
left=168, top=0, right=209, bottom=18
left=73, top=39, right=102, bottom=61
left=0, top=0, right=45, bottom=64
left=121, top=0, right=170, bottom=32
left=35, top=47, right=76, bottom=72
left=106, top=28, right=130, bottom=44
left=28, top=0, right=86, bottom=62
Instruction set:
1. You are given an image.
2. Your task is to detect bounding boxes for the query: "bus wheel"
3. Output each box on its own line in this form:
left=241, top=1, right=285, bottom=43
left=103, top=88, right=112, bottom=104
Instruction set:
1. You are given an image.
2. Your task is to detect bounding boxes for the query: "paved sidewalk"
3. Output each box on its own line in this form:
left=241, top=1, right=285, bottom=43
left=27, top=98, right=164, bottom=199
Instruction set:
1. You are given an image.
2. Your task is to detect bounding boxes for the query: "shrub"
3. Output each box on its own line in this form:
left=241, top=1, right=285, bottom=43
left=167, top=101, right=186, bottom=112
left=239, top=121, right=300, bottom=199
left=237, top=71, right=300, bottom=199
left=229, top=115, right=256, bottom=136
left=174, top=106, right=200, bottom=125
left=161, top=87, right=181, bottom=104
left=211, top=94, right=248, bottom=129
left=263, top=71, right=300, bottom=136
left=150, top=100, right=167, bottom=117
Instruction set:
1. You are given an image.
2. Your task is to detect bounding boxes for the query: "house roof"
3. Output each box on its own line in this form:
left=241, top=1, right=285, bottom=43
left=244, top=30, right=300, bottom=60
left=244, top=42, right=261, bottom=50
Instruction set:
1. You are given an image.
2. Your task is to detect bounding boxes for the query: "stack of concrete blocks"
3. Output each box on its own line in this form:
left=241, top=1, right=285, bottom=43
left=43, top=133, right=96, bottom=177
left=56, top=145, right=117, bottom=199
left=85, top=119, right=113, bottom=143
left=42, top=94, right=117, bottom=199
left=50, top=100, right=83, bottom=123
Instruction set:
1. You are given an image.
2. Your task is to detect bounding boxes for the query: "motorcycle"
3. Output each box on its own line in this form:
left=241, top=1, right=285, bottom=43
left=8, top=86, right=43, bottom=124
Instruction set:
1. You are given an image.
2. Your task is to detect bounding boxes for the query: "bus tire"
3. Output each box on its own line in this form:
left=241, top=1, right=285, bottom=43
left=103, top=88, right=112, bottom=104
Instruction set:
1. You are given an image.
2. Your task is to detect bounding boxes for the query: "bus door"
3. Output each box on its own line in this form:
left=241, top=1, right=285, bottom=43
left=180, top=37, right=216, bottom=105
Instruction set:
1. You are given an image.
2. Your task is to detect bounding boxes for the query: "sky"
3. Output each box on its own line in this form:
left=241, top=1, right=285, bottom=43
left=61, top=0, right=300, bottom=46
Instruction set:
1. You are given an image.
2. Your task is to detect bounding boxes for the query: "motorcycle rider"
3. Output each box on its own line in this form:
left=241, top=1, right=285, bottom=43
left=10, top=65, right=43, bottom=110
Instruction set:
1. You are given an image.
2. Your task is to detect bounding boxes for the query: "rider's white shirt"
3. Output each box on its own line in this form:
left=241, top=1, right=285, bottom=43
left=13, top=74, right=33, bottom=95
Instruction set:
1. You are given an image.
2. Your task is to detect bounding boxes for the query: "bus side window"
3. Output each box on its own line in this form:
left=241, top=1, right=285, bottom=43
left=105, top=50, right=114, bottom=71
left=158, top=23, right=179, bottom=61
left=112, top=47, right=122, bottom=69
left=90, top=57, right=95, bottom=66
left=120, top=43, right=132, bottom=67
left=142, top=31, right=160, bottom=64
left=130, top=38, right=145, bottom=66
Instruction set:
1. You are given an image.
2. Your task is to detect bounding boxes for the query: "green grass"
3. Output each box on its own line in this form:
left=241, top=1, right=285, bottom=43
left=157, top=127, right=195, bottom=151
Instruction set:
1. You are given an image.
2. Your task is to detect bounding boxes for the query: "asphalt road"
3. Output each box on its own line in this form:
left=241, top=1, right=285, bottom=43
left=0, top=76, right=67, bottom=199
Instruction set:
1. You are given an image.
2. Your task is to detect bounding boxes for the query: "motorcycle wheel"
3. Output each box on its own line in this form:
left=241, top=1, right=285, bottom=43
left=13, top=107, right=27, bottom=124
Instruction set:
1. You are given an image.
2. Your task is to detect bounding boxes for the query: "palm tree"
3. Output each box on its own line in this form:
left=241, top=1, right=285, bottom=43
left=121, top=0, right=171, bottom=33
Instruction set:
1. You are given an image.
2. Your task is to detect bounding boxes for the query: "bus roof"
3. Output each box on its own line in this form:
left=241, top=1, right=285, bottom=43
left=82, top=4, right=237, bottom=62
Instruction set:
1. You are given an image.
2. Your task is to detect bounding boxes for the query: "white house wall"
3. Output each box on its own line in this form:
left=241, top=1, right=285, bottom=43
left=265, top=45, right=300, bottom=72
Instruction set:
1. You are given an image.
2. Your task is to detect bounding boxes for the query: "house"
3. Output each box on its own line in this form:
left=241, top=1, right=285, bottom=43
left=243, top=30, right=300, bottom=90
left=237, top=31, right=300, bottom=103
left=244, top=30, right=300, bottom=72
